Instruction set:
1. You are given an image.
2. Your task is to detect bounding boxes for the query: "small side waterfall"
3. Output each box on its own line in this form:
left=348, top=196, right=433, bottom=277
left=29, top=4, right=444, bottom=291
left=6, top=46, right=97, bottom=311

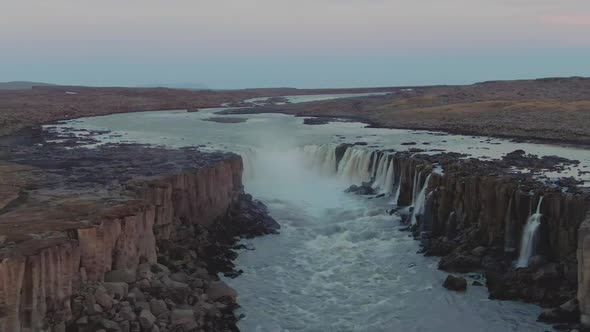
left=411, top=171, right=422, bottom=206
left=393, top=174, right=403, bottom=205
left=515, top=196, right=544, bottom=268
left=411, top=173, right=432, bottom=225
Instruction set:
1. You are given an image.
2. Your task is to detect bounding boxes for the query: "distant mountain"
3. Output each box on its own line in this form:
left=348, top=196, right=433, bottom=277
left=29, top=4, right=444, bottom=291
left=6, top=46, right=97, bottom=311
left=0, top=81, right=56, bottom=90
left=137, top=82, right=209, bottom=90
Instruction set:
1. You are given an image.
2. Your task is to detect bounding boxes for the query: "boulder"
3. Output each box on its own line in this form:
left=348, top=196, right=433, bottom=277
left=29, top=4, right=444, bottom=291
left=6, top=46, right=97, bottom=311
left=539, top=299, right=582, bottom=323
left=104, top=282, right=129, bottom=299
left=138, top=309, right=156, bottom=330
left=443, top=275, right=467, bottom=291
left=150, top=299, right=169, bottom=317
left=95, top=286, right=114, bottom=310
left=105, top=269, right=136, bottom=283
left=206, top=280, right=238, bottom=301
left=171, top=309, right=198, bottom=331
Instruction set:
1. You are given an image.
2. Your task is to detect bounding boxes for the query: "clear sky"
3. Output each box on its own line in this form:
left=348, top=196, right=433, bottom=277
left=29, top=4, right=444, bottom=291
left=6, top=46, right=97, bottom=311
left=2, top=0, right=590, bottom=88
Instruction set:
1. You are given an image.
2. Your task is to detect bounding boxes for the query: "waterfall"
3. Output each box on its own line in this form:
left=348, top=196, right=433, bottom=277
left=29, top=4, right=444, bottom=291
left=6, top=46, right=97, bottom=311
left=515, top=196, right=544, bottom=268
left=411, top=173, right=432, bottom=225
left=240, top=148, right=258, bottom=180
left=372, top=154, right=389, bottom=190
left=393, top=174, right=402, bottom=205
left=337, top=148, right=373, bottom=184
left=382, top=159, right=395, bottom=193
left=411, top=172, right=422, bottom=206
left=302, top=145, right=338, bottom=175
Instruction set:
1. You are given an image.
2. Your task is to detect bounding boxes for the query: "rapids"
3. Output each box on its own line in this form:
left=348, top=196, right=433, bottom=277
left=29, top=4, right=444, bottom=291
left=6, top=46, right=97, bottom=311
left=43, top=92, right=589, bottom=331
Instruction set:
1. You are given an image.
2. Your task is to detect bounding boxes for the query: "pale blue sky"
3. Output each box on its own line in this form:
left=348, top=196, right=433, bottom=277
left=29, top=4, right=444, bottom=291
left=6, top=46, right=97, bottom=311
left=2, top=0, right=590, bottom=88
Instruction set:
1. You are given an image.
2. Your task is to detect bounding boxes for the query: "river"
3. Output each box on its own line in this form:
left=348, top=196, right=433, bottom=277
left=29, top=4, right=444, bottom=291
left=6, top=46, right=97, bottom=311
left=45, top=93, right=590, bottom=331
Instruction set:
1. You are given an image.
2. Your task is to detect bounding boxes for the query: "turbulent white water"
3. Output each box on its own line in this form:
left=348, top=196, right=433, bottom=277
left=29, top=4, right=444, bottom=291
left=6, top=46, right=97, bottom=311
left=516, top=197, right=544, bottom=268
left=45, top=93, right=561, bottom=331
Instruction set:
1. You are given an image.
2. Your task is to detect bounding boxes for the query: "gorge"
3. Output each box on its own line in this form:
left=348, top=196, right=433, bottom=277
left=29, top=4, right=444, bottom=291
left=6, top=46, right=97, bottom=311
left=2, top=89, right=590, bottom=331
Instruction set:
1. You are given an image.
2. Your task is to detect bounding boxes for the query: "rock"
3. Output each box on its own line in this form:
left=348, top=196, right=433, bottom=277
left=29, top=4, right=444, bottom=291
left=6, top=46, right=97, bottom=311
left=206, top=280, right=238, bottom=301
left=137, top=263, right=153, bottom=280
left=443, top=275, right=467, bottom=291
left=138, top=309, right=156, bottom=330
left=344, top=184, right=375, bottom=195
left=528, top=255, right=547, bottom=271
left=438, top=252, right=481, bottom=272
left=105, top=269, right=136, bottom=283
left=470, top=246, right=487, bottom=257
left=150, top=299, right=169, bottom=317
left=101, top=319, right=122, bottom=331
left=104, top=282, right=129, bottom=299
left=151, top=263, right=170, bottom=275
left=128, top=287, right=146, bottom=302
left=95, top=286, right=113, bottom=310
left=136, top=301, right=150, bottom=312
left=538, top=298, right=581, bottom=323
left=119, top=305, right=136, bottom=321
left=472, top=281, right=483, bottom=286
left=532, top=263, right=560, bottom=281
left=170, top=272, right=189, bottom=283
left=171, top=309, right=198, bottom=331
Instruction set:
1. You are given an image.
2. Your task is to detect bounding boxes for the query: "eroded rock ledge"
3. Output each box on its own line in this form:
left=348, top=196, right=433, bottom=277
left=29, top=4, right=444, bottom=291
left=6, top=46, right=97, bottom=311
left=0, top=132, right=279, bottom=331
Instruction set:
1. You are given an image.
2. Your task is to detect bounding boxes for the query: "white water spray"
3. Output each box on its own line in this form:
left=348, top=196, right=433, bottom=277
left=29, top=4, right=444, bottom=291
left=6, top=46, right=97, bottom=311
left=516, top=196, right=544, bottom=268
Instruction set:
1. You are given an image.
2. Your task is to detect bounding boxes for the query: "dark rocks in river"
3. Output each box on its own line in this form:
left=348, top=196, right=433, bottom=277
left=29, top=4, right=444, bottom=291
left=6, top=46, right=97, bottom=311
left=443, top=275, right=467, bottom=291
left=345, top=184, right=376, bottom=195
left=538, top=299, right=580, bottom=324
left=401, top=142, right=417, bottom=145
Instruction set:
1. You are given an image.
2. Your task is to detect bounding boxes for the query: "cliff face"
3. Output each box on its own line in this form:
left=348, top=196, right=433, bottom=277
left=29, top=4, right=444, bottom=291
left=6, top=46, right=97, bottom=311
left=0, top=155, right=243, bottom=332
left=578, top=215, right=590, bottom=326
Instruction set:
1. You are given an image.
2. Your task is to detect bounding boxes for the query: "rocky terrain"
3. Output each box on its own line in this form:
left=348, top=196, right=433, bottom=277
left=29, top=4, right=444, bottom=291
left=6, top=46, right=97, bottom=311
left=0, top=129, right=279, bottom=331
left=224, top=77, right=590, bottom=145
left=0, top=85, right=392, bottom=137
left=336, top=144, right=590, bottom=330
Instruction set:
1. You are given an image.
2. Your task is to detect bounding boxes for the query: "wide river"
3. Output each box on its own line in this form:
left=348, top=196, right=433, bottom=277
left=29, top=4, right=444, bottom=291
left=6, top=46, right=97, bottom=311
left=46, top=93, right=590, bottom=331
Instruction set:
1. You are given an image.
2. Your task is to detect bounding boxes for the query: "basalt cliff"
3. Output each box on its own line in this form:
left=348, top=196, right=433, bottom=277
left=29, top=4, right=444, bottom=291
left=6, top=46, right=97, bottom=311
left=0, top=131, right=279, bottom=331
left=318, top=144, right=590, bottom=330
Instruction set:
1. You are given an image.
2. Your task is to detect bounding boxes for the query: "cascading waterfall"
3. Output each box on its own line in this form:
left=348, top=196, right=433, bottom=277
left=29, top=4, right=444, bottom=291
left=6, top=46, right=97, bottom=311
left=337, top=148, right=374, bottom=184
left=302, top=145, right=338, bottom=175
left=382, top=159, right=395, bottom=193
left=411, top=173, right=433, bottom=225
left=301, top=144, right=400, bottom=195
left=515, top=196, right=544, bottom=268
left=372, top=154, right=389, bottom=190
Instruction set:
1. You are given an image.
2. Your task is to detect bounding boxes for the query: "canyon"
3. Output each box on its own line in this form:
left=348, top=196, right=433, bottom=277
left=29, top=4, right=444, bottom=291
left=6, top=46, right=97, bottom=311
left=2, top=80, right=590, bottom=331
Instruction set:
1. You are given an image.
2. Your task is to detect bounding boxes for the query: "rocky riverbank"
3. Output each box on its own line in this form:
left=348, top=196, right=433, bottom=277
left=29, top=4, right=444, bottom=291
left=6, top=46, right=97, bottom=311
left=333, top=144, right=590, bottom=330
left=0, top=129, right=279, bottom=331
